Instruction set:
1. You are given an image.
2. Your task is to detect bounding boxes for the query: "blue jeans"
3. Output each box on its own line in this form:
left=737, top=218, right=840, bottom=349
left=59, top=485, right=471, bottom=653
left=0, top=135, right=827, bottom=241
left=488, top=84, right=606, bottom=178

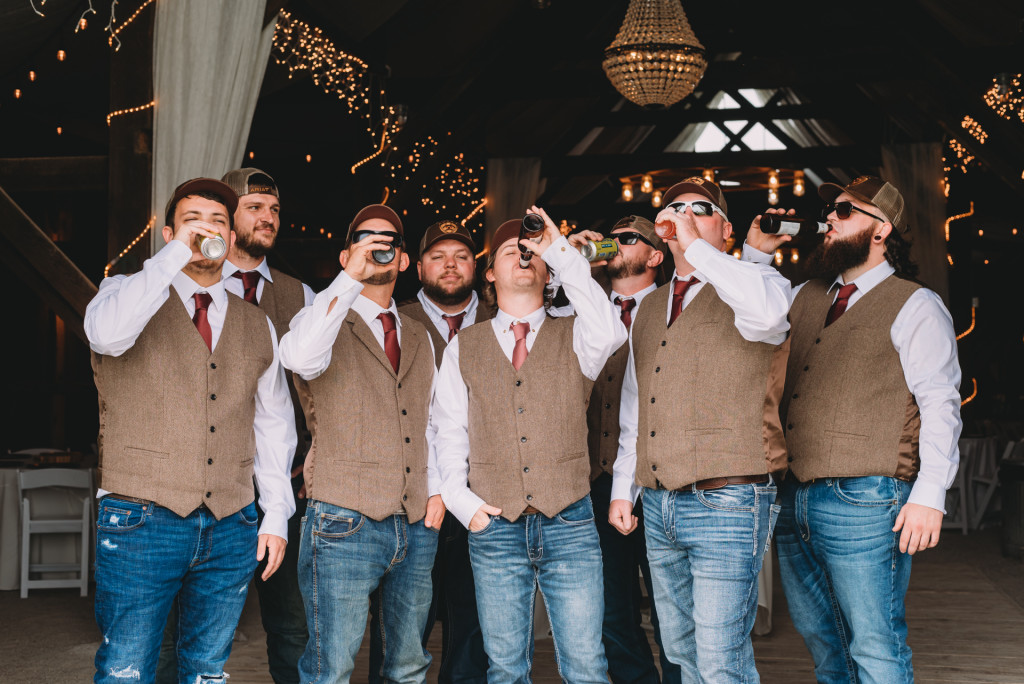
left=468, top=495, right=608, bottom=684
left=297, top=499, right=438, bottom=684
left=592, top=473, right=681, bottom=684
left=370, top=511, right=487, bottom=684
left=93, top=497, right=259, bottom=684
left=642, top=481, right=779, bottom=684
left=775, top=476, right=913, bottom=684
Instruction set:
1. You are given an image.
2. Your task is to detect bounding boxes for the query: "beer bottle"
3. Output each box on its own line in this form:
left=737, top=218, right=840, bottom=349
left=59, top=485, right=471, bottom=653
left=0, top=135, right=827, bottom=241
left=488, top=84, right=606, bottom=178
left=759, top=214, right=828, bottom=237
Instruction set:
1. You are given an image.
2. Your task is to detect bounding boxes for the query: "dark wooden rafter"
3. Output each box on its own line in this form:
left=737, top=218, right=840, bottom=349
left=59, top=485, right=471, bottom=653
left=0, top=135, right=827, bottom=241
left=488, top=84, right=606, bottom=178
left=0, top=156, right=108, bottom=192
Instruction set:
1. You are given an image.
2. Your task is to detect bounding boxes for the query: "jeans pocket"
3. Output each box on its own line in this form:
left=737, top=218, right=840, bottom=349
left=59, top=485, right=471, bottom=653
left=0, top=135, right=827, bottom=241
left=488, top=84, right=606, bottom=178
left=237, top=502, right=259, bottom=526
left=469, top=515, right=496, bottom=536
left=314, top=508, right=364, bottom=539
left=97, top=498, right=148, bottom=532
left=555, top=496, right=595, bottom=526
left=832, top=476, right=898, bottom=507
left=695, top=485, right=757, bottom=512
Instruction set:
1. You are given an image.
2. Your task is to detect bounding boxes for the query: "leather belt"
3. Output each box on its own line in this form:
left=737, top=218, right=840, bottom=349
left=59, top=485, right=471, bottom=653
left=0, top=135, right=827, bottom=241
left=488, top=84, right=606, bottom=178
left=522, top=505, right=540, bottom=515
left=99, top=494, right=153, bottom=506
left=658, top=474, right=769, bottom=492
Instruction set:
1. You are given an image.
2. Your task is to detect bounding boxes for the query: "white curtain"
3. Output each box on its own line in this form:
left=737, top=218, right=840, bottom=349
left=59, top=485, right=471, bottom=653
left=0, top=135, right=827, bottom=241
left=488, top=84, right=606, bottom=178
left=150, top=0, right=275, bottom=251
left=484, top=158, right=543, bottom=251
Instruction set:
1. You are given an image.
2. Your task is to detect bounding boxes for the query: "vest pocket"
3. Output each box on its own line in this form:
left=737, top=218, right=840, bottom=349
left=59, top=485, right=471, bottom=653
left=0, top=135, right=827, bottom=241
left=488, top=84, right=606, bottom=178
left=825, top=431, right=870, bottom=472
left=125, top=446, right=169, bottom=460
left=556, top=451, right=586, bottom=463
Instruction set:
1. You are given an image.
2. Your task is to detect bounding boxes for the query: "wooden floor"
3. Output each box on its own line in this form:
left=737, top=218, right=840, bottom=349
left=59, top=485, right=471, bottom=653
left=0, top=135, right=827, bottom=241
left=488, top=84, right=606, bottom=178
left=2, top=528, right=1022, bottom=682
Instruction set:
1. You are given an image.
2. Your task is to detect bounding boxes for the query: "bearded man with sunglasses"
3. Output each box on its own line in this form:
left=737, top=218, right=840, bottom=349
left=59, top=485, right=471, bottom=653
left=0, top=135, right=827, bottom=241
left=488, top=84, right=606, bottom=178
left=744, top=176, right=961, bottom=683
left=566, top=216, right=680, bottom=684
left=608, top=178, right=792, bottom=683
left=280, top=204, right=445, bottom=684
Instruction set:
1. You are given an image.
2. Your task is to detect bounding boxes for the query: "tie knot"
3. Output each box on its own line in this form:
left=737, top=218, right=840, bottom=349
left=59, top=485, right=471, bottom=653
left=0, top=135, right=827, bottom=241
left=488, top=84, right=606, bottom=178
left=377, top=311, right=397, bottom=332
left=193, top=291, right=212, bottom=311
left=836, top=283, right=858, bottom=300
left=512, top=321, right=530, bottom=342
left=673, top=276, right=699, bottom=296
left=232, top=271, right=260, bottom=288
left=614, top=296, right=636, bottom=314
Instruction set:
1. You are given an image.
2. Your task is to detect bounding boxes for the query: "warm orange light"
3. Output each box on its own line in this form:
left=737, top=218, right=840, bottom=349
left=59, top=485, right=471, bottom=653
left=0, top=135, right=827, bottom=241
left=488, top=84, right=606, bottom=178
left=28, top=71, right=36, bottom=82
left=57, top=50, right=66, bottom=61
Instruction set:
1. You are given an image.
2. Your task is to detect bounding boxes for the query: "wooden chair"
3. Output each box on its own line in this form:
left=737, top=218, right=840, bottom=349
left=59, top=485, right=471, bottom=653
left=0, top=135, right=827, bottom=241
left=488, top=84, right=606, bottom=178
left=18, top=468, right=92, bottom=598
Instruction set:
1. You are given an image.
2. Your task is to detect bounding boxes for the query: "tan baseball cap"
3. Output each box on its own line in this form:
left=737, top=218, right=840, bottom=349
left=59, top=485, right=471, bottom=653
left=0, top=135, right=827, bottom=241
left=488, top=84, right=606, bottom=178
left=818, top=176, right=907, bottom=233
left=221, top=168, right=280, bottom=199
left=418, top=219, right=476, bottom=257
left=663, top=176, right=728, bottom=215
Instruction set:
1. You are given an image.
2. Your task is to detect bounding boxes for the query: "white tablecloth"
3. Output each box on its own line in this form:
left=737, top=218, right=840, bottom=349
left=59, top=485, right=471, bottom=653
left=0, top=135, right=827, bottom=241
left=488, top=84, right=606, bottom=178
left=0, top=467, right=94, bottom=591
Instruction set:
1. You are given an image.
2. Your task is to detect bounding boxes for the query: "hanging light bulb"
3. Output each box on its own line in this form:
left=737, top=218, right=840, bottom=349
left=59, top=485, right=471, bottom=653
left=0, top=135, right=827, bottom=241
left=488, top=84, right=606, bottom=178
left=640, top=174, right=653, bottom=194
left=651, top=190, right=663, bottom=208
left=790, top=249, right=799, bottom=263
left=305, top=154, right=312, bottom=163
left=57, top=50, right=66, bottom=61
left=768, top=169, right=780, bottom=189
left=793, top=170, right=805, bottom=197
left=248, top=151, right=255, bottom=160
left=622, top=182, right=634, bottom=202
left=13, top=89, right=21, bottom=99
left=28, top=71, right=36, bottom=82
left=774, top=250, right=783, bottom=266
left=703, top=168, right=714, bottom=182
left=767, top=187, right=779, bottom=206
left=79, top=17, right=88, bottom=30
left=732, top=249, right=741, bottom=259
left=56, top=126, right=62, bottom=135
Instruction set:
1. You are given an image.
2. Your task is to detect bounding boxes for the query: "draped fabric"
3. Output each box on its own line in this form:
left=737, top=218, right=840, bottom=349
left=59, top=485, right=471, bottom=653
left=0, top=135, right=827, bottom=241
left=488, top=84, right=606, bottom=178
left=882, top=143, right=949, bottom=303
left=150, top=0, right=275, bottom=251
left=484, top=158, right=543, bottom=252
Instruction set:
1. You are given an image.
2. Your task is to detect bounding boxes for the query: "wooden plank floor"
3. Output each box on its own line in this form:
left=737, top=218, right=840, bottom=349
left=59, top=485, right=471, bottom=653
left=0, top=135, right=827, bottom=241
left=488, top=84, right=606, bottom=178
left=1, top=528, right=1022, bottom=682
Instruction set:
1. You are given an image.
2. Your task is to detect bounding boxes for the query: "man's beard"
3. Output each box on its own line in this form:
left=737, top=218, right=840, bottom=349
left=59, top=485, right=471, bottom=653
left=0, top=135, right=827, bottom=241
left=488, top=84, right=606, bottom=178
left=184, top=258, right=222, bottom=277
left=364, top=270, right=397, bottom=286
left=805, top=226, right=873, bottom=280
left=234, top=225, right=275, bottom=259
left=422, top=274, right=475, bottom=307
left=606, top=252, right=648, bottom=280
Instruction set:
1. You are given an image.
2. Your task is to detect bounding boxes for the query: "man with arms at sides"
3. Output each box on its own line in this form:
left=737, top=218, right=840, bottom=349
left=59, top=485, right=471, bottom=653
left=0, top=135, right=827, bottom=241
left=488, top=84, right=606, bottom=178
left=280, top=204, right=445, bottom=684
left=86, top=178, right=296, bottom=684
left=434, top=208, right=626, bottom=684
left=744, top=176, right=962, bottom=683
left=608, top=177, right=792, bottom=683
left=565, top=215, right=680, bottom=684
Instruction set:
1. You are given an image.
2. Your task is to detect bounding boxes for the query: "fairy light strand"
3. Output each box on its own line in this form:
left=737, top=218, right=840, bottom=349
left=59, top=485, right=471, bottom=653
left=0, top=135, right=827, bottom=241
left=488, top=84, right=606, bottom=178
left=107, top=100, right=155, bottom=125
left=961, top=378, right=978, bottom=406
left=75, top=0, right=96, bottom=32
left=104, top=216, right=154, bottom=277
left=460, top=198, right=487, bottom=227
left=955, top=306, right=976, bottom=341
left=351, top=118, right=390, bottom=174
left=104, top=0, right=119, bottom=48
left=944, top=201, right=975, bottom=242
left=108, top=0, right=153, bottom=50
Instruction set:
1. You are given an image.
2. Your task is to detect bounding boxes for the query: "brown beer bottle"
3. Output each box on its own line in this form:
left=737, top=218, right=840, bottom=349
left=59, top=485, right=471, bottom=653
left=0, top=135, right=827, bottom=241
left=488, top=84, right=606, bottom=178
left=759, top=214, right=828, bottom=237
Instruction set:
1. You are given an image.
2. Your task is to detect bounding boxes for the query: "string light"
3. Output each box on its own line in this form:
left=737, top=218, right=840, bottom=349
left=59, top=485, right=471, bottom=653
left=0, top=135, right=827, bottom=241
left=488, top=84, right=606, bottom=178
left=75, top=0, right=95, bottom=33
left=961, top=378, right=978, bottom=406
left=107, top=100, right=155, bottom=125
left=56, top=126, right=62, bottom=135
left=947, top=253, right=954, bottom=266
left=306, top=154, right=312, bottom=163
left=57, top=50, right=66, bottom=61
left=108, top=0, right=154, bottom=50
left=13, top=89, right=21, bottom=99
left=460, top=198, right=487, bottom=227
left=773, top=250, right=783, bottom=266
left=944, top=201, right=974, bottom=242
left=29, top=0, right=45, bottom=17
left=790, top=249, right=799, bottom=263
left=104, top=216, right=154, bottom=278
left=978, top=229, right=984, bottom=236
left=956, top=305, right=976, bottom=341
left=28, top=71, right=36, bottom=82
left=351, top=119, right=390, bottom=174
left=960, top=116, right=987, bottom=144
left=983, top=73, right=1023, bottom=123
left=248, top=151, right=254, bottom=160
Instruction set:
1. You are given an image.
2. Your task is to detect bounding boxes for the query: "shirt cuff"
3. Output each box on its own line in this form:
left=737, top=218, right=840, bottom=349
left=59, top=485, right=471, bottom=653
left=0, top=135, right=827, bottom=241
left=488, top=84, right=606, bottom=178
left=741, top=242, right=775, bottom=264
left=538, top=235, right=577, bottom=272
left=257, top=510, right=289, bottom=541
left=611, top=475, right=641, bottom=505
left=907, top=479, right=948, bottom=515
left=445, top=487, right=486, bottom=530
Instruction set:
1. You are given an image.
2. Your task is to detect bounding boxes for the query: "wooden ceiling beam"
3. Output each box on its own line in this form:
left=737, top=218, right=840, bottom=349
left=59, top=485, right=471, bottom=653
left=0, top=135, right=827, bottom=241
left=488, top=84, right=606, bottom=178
left=0, top=156, right=108, bottom=193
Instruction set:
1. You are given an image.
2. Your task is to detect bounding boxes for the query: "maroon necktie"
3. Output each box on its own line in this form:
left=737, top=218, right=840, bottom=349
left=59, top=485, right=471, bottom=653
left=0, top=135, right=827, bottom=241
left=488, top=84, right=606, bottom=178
left=826, top=283, right=858, bottom=327
left=378, top=312, right=401, bottom=373
left=614, top=296, right=636, bottom=329
left=511, top=321, right=530, bottom=371
left=232, top=271, right=260, bottom=304
left=442, top=312, right=466, bottom=342
left=192, top=292, right=213, bottom=351
left=668, top=276, right=699, bottom=327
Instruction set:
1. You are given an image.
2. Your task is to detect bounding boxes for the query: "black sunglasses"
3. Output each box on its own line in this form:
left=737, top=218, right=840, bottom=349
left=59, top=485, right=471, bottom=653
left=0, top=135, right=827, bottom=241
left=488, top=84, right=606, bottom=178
left=612, top=230, right=655, bottom=247
left=350, top=230, right=404, bottom=248
left=821, top=201, right=886, bottom=223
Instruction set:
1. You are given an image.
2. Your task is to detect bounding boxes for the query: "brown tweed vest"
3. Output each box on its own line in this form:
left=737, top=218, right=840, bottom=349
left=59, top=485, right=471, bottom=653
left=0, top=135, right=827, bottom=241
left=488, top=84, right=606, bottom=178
left=587, top=335, right=629, bottom=480
left=631, top=283, right=789, bottom=490
left=783, top=276, right=923, bottom=482
left=258, top=269, right=313, bottom=442
left=93, top=288, right=273, bottom=519
left=304, top=309, right=434, bottom=522
left=458, top=316, right=594, bottom=521
left=398, top=301, right=447, bottom=368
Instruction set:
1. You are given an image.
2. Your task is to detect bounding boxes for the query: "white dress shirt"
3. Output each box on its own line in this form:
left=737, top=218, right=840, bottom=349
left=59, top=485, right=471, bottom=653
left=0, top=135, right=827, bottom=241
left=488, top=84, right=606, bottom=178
left=84, top=240, right=298, bottom=540
left=278, top=269, right=440, bottom=496
left=433, top=236, right=628, bottom=528
left=416, top=288, right=480, bottom=338
left=222, top=258, right=316, bottom=307
left=741, top=244, right=962, bottom=512
left=612, top=238, right=794, bottom=504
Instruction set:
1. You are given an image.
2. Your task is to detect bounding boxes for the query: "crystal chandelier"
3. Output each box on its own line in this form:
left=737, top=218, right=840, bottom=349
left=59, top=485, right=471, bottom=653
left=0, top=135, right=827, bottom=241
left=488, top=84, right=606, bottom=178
left=602, top=0, right=707, bottom=109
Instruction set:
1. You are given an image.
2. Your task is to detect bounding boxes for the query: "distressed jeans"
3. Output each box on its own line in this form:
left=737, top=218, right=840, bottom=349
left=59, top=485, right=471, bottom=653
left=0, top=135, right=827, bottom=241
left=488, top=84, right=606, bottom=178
left=774, top=476, right=914, bottom=684
left=93, top=497, right=259, bottom=684
left=468, top=495, right=608, bottom=684
left=297, top=499, right=438, bottom=684
left=642, top=481, right=779, bottom=684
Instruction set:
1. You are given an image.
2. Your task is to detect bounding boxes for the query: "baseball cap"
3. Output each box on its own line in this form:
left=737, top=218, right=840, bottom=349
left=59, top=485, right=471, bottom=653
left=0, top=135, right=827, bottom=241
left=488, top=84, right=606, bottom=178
left=609, top=215, right=664, bottom=251
left=164, top=178, right=238, bottom=223
left=419, top=219, right=476, bottom=257
left=221, top=168, right=280, bottom=199
left=818, top=176, right=907, bottom=233
left=662, top=176, right=729, bottom=215
left=347, top=204, right=404, bottom=242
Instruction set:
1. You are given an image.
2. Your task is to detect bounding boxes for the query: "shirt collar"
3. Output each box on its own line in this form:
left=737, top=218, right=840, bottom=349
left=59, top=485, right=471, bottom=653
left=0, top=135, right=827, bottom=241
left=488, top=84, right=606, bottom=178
left=495, top=305, right=546, bottom=333
left=351, top=292, right=400, bottom=328
left=672, top=268, right=705, bottom=285
left=222, top=257, right=273, bottom=283
left=610, top=282, right=657, bottom=307
left=830, top=260, right=895, bottom=296
left=172, top=270, right=228, bottom=310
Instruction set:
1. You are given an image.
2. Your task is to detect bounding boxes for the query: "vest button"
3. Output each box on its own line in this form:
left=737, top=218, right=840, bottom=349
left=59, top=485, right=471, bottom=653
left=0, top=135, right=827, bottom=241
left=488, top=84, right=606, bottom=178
left=401, top=409, right=407, bottom=415
left=651, top=464, right=657, bottom=471
left=787, top=424, right=794, bottom=430
left=787, top=456, right=794, bottom=462
left=210, top=394, right=216, bottom=401
left=523, top=467, right=529, bottom=473
left=403, top=495, right=408, bottom=501
left=803, top=365, right=809, bottom=371
left=520, top=436, right=527, bottom=443
left=210, top=426, right=216, bottom=433
left=602, top=432, right=609, bottom=437
left=661, top=340, right=667, bottom=346
left=205, top=492, right=211, bottom=498
left=515, top=380, right=522, bottom=386
left=655, top=366, right=661, bottom=373
left=650, top=431, right=656, bottom=437
left=207, top=458, right=213, bottom=465
left=601, top=459, right=607, bottom=466
left=406, top=467, right=411, bottom=473
left=517, top=407, right=524, bottom=413
left=792, top=393, right=799, bottom=399
left=607, top=375, right=613, bottom=382
left=398, top=383, right=402, bottom=389
left=405, top=437, right=411, bottom=443
left=650, top=397, right=656, bottom=403
left=604, top=403, right=611, bottom=409
left=815, top=338, right=821, bottom=344
left=526, top=494, right=533, bottom=501
left=210, top=363, right=217, bottom=369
